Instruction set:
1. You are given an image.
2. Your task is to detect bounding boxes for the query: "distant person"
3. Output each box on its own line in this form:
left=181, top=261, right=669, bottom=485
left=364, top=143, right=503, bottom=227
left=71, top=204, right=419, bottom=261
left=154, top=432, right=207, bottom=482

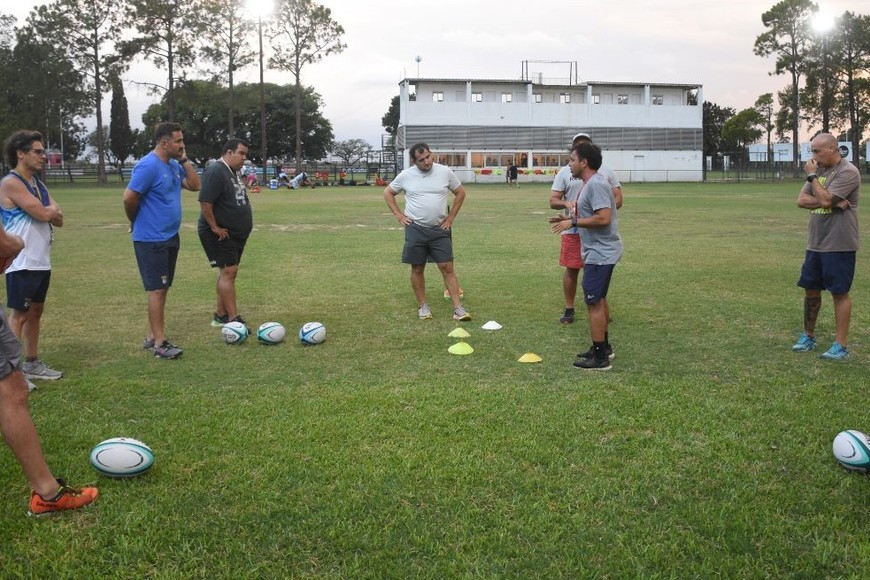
left=197, top=139, right=253, bottom=329
left=384, top=143, right=471, bottom=321
left=123, top=122, right=201, bottom=359
left=0, top=219, right=98, bottom=515
left=0, top=130, right=65, bottom=388
left=550, top=142, right=622, bottom=370
left=289, top=171, right=313, bottom=189
left=549, top=132, right=622, bottom=324
left=507, top=161, right=519, bottom=188
left=792, top=133, right=860, bottom=360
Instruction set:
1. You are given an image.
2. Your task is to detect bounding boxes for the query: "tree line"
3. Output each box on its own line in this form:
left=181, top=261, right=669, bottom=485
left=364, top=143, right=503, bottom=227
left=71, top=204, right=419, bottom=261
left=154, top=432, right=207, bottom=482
left=705, top=0, right=870, bottom=172
left=0, top=0, right=346, bottom=183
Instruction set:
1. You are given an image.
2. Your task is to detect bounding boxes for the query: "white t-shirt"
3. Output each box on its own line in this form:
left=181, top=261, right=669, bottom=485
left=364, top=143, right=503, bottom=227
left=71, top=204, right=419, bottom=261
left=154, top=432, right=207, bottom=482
left=388, top=163, right=462, bottom=228
left=551, top=164, right=621, bottom=235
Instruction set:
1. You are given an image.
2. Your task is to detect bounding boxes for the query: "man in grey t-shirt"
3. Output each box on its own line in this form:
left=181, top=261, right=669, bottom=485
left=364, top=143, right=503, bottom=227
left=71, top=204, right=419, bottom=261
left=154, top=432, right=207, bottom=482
left=792, top=133, right=860, bottom=360
left=384, top=143, right=471, bottom=321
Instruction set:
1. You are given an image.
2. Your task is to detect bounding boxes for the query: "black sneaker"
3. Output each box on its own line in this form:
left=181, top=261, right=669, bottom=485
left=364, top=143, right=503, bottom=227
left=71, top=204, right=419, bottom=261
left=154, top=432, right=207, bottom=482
left=576, top=346, right=615, bottom=361
left=211, top=313, right=230, bottom=327
left=573, top=356, right=612, bottom=371
left=559, top=309, right=575, bottom=324
left=153, top=340, right=183, bottom=359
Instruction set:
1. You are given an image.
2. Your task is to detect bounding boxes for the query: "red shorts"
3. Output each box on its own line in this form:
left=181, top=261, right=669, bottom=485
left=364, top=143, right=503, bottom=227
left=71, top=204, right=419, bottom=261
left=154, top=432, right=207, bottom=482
left=559, top=233, right=584, bottom=269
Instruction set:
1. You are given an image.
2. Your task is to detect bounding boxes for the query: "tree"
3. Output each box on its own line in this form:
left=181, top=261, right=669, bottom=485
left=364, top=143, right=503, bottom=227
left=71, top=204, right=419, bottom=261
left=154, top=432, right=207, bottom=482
left=29, top=0, right=129, bottom=183
left=109, top=77, right=135, bottom=170
left=754, top=93, right=776, bottom=170
left=775, top=86, right=795, bottom=142
left=198, top=0, right=256, bottom=136
left=124, top=0, right=205, bottom=122
left=831, top=11, right=870, bottom=165
left=702, top=101, right=735, bottom=164
left=722, top=108, right=764, bottom=153
left=268, top=0, right=345, bottom=171
left=382, top=95, right=400, bottom=136
left=754, top=0, right=816, bottom=174
left=330, top=139, right=371, bottom=167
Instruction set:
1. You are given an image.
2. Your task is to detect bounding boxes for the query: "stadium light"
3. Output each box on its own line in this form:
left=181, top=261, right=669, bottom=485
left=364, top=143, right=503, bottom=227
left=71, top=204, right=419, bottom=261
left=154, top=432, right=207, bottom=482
left=812, top=10, right=837, bottom=133
left=247, top=0, right=274, bottom=184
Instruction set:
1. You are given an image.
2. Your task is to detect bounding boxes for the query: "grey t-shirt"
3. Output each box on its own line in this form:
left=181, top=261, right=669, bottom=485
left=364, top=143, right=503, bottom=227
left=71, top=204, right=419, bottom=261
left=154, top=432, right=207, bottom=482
left=577, top=172, right=622, bottom=265
left=552, top=164, right=621, bottom=235
left=389, top=163, right=462, bottom=228
left=802, top=160, right=860, bottom=252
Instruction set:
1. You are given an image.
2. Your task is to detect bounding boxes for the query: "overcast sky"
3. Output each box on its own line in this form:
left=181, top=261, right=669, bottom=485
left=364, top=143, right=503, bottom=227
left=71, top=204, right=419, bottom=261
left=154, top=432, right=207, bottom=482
left=8, top=0, right=865, bottom=147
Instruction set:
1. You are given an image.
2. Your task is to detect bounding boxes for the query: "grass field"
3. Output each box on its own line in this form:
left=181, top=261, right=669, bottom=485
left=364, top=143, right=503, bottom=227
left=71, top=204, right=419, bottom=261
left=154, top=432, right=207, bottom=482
left=1, top=180, right=870, bottom=577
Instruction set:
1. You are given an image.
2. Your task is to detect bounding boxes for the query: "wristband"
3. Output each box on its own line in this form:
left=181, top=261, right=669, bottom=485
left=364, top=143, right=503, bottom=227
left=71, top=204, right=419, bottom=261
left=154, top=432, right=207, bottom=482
left=571, top=217, right=578, bottom=227
left=806, top=174, right=817, bottom=182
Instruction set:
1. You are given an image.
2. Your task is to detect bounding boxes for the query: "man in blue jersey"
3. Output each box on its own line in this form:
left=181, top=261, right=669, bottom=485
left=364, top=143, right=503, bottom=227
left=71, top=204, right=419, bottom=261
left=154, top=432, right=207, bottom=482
left=0, top=130, right=64, bottom=387
left=123, top=123, right=201, bottom=359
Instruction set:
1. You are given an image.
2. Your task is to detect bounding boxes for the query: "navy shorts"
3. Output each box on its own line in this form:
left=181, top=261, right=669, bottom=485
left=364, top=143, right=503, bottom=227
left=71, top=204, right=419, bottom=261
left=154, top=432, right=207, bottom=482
left=6, top=270, right=51, bottom=311
left=582, top=263, right=616, bottom=305
left=798, top=250, right=856, bottom=295
left=199, top=229, right=248, bottom=268
left=134, top=235, right=180, bottom=291
left=402, top=222, right=453, bottom=265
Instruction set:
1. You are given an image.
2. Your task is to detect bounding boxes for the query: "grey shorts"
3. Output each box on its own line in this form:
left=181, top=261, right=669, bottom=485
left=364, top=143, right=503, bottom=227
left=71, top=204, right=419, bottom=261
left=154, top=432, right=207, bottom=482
left=0, top=309, right=22, bottom=380
left=402, top=222, right=454, bottom=265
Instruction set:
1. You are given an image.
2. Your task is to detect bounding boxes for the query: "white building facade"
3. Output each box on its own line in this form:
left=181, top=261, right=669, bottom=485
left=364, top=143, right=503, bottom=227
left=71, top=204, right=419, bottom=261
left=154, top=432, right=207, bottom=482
left=397, top=78, right=704, bottom=183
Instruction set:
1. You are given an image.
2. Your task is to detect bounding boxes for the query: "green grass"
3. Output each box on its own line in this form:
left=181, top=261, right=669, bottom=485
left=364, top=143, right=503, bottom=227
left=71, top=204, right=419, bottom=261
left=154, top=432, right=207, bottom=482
left=2, top=180, right=870, bottom=577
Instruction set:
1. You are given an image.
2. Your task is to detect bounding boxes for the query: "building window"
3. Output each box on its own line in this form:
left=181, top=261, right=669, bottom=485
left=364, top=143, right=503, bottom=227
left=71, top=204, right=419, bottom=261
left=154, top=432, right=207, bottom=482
left=592, top=94, right=600, bottom=105
left=432, top=92, right=443, bottom=102
left=501, top=93, right=512, bottom=103
left=533, top=93, right=542, bottom=103
left=617, top=94, right=629, bottom=104
left=471, top=92, right=482, bottom=102
left=559, top=93, right=571, bottom=104
left=652, top=94, right=664, bottom=105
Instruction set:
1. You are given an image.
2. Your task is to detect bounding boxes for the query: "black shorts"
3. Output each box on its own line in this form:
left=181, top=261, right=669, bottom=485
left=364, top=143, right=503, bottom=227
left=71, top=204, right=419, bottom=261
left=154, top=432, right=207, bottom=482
left=6, top=270, right=51, bottom=311
left=199, top=229, right=248, bottom=268
left=402, top=222, right=453, bottom=265
left=133, top=235, right=180, bottom=291
left=582, top=263, right=616, bottom=305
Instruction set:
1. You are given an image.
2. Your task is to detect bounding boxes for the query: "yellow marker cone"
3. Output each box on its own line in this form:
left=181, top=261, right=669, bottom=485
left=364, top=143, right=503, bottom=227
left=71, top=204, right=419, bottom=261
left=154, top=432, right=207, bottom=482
left=444, top=288, right=464, bottom=300
left=448, top=328, right=471, bottom=338
left=518, top=353, right=542, bottom=363
left=448, top=342, right=474, bottom=355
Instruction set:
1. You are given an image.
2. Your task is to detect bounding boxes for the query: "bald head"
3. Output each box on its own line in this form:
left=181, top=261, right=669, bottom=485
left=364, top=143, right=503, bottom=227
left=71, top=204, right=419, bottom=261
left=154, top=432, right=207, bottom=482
left=810, top=133, right=841, bottom=168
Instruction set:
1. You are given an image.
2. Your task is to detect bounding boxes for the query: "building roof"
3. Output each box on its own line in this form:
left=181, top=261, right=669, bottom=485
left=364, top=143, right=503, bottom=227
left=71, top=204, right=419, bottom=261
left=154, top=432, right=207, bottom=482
left=400, top=77, right=701, bottom=89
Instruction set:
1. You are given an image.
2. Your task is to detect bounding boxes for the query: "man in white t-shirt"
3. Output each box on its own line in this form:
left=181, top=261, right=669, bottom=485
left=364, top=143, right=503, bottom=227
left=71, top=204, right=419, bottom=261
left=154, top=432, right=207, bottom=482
left=383, top=143, right=471, bottom=321
left=549, top=132, right=622, bottom=324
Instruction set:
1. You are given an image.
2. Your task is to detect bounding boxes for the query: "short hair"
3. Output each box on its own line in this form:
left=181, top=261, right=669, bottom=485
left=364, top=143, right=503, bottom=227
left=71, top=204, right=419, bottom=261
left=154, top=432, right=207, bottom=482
left=154, top=122, right=183, bottom=144
left=572, top=142, right=602, bottom=171
left=222, top=138, right=249, bottom=155
left=409, top=143, right=430, bottom=162
left=4, top=130, right=43, bottom=168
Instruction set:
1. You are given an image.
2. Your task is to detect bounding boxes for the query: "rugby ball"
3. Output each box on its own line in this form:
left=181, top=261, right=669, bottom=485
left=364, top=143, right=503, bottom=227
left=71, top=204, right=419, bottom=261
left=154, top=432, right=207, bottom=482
left=89, top=437, right=154, bottom=478
left=832, top=430, right=870, bottom=472
left=257, top=322, right=286, bottom=344
left=299, top=321, right=326, bottom=345
left=222, top=321, right=249, bottom=344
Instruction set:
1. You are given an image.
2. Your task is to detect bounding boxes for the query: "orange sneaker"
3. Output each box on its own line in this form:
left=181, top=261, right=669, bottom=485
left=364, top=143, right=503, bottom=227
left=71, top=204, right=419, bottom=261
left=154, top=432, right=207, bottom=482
left=28, top=479, right=98, bottom=517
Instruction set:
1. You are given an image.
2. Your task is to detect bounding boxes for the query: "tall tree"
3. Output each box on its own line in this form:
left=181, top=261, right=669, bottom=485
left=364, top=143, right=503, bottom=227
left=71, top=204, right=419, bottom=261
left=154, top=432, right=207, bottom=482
left=29, top=0, right=129, bottom=183
left=831, top=11, right=870, bottom=165
left=268, top=0, right=345, bottom=171
left=754, top=93, right=776, bottom=171
left=381, top=95, right=400, bottom=136
left=198, top=0, right=256, bottom=136
left=754, top=0, right=816, bottom=175
left=124, top=0, right=205, bottom=122
left=702, top=101, right=735, bottom=165
left=775, top=86, right=796, bottom=143
left=109, top=77, right=135, bottom=170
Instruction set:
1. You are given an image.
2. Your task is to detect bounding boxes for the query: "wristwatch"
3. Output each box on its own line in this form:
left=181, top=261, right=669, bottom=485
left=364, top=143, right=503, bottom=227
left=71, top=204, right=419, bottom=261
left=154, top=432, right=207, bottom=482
left=806, top=174, right=817, bottom=182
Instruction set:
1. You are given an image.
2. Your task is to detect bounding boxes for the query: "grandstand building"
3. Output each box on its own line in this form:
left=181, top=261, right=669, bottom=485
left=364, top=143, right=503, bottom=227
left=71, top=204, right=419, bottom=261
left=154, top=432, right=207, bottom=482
left=396, top=73, right=703, bottom=183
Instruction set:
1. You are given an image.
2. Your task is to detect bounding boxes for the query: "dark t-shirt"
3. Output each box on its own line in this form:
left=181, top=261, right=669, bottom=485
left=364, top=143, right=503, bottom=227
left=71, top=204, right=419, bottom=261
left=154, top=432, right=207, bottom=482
left=197, top=160, right=253, bottom=239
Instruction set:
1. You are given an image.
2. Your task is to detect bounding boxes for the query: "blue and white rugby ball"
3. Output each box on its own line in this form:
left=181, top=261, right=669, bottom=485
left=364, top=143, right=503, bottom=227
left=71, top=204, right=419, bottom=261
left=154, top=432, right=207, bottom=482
left=832, top=430, right=870, bottom=472
left=222, top=321, right=249, bottom=344
left=257, top=322, right=286, bottom=344
left=299, top=322, right=326, bottom=345
left=90, top=437, right=154, bottom=478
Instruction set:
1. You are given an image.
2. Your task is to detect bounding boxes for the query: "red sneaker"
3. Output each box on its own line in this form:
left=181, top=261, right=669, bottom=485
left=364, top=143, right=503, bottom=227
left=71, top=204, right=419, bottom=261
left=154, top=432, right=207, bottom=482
left=28, top=479, right=98, bottom=516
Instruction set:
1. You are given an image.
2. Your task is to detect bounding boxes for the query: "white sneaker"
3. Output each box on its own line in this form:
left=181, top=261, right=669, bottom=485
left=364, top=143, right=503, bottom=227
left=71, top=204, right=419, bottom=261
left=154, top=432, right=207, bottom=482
left=22, top=359, right=63, bottom=380
left=418, top=304, right=433, bottom=320
left=453, top=306, right=471, bottom=321
left=26, top=378, right=37, bottom=392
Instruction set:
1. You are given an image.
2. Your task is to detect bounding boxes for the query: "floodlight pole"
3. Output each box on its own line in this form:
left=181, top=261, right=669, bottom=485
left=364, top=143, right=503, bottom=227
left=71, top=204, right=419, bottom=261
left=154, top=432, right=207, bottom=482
left=258, top=15, right=268, bottom=185
left=821, top=35, right=830, bottom=133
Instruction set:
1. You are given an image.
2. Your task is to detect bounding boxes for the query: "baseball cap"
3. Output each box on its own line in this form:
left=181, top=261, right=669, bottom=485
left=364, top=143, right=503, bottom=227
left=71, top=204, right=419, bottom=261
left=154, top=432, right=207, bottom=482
left=572, top=132, right=592, bottom=143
